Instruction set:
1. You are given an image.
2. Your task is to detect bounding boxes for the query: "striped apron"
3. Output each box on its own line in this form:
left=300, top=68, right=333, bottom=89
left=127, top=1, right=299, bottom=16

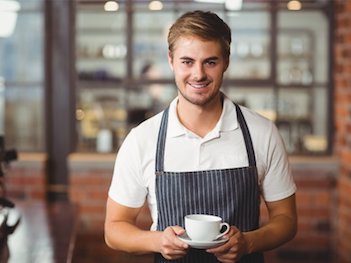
left=154, top=104, right=264, bottom=263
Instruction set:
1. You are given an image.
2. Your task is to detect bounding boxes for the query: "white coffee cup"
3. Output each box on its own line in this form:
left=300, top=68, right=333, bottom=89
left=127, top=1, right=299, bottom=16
left=184, top=214, right=230, bottom=241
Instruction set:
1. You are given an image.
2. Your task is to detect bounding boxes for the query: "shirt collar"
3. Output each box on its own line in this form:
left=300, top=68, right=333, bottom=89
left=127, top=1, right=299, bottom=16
left=219, top=94, right=239, bottom=132
left=167, top=98, right=186, bottom=138
left=167, top=93, right=239, bottom=138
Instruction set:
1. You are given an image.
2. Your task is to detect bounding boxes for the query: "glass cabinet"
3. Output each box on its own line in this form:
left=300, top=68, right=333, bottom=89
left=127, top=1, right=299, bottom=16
left=0, top=0, right=44, bottom=151
left=227, top=11, right=271, bottom=80
left=75, top=0, right=332, bottom=155
left=276, top=10, right=330, bottom=154
left=76, top=10, right=127, bottom=81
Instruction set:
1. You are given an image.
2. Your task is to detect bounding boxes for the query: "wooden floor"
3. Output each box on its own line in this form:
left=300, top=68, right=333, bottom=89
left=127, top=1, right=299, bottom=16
left=4, top=201, right=79, bottom=263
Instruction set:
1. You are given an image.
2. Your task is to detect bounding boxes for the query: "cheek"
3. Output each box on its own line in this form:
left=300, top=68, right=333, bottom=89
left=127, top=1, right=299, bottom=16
left=173, top=66, right=188, bottom=78
left=211, top=68, right=225, bottom=79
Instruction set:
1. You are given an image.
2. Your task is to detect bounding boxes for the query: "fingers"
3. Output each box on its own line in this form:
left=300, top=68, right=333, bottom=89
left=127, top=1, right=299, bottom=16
left=160, top=226, right=189, bottom=260
left=206, top=226, right=245, bottom=263
left=166, top=226, right=188, bottom=248
left=170, top=225, right=186, bottom=238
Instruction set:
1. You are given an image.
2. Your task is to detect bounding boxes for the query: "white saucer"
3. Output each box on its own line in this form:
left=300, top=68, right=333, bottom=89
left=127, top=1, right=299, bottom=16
left=178, top=233, right=229, bottom=249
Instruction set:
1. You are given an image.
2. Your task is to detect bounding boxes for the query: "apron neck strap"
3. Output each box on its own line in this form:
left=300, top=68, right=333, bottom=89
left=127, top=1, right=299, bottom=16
left=155, top=107, right=169, bottom=174
left=235, top=104, right=257, bottom=167
left=155, top=103, right=257, bottom=173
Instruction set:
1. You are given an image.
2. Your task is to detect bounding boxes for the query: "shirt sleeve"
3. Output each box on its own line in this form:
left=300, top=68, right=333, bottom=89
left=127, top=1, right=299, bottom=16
left=108, top=128, right=148, bottom=208
left=260, top=122, right=297, bottom=202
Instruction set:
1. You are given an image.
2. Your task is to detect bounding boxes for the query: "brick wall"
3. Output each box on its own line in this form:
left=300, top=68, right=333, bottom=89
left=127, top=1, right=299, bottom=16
left=262, top=158, right=338, bottom=263
left=5, top=153, right=46, bottom=200
left=68, top=154, right=114, bottom=233
left=68, top=154, right=153, bottom=234
left=334, top=1, right=351, bottom=262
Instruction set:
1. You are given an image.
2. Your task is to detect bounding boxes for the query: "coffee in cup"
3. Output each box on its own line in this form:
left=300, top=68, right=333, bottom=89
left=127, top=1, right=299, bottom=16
left=184, top=214, right=230, bottom=241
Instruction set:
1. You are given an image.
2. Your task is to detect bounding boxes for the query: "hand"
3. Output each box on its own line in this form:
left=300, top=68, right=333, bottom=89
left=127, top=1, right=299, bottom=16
left=206, top=226, right=248, bottom=263
left=159, top=226, right=189, bottom=260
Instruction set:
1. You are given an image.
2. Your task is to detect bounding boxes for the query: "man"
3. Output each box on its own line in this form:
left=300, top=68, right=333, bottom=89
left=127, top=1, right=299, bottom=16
left=105, top=10, right=297, bottom=263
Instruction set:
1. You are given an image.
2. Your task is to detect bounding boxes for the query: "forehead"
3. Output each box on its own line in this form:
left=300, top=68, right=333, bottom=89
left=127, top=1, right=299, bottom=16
left=172, top=35, right=223, bottom=58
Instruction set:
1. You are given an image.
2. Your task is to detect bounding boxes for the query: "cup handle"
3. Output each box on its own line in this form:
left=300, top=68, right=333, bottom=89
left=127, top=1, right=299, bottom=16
left=216, top=222, right=230, bottom=240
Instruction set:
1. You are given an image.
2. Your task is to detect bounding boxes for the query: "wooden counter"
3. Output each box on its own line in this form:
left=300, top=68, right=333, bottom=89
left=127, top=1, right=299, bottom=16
left=3, top=201, right=79, bottom=263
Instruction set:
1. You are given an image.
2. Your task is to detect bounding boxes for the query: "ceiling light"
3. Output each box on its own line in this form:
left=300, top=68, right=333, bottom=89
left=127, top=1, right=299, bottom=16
left=287, top=0, right=302, bottom=11
left=0, top=0, right=20, bottom=38
left=225, top=0, right=242, bottom=11
left=0, top=0, right=20, bottom=11
left=104, top=1, right=119, bottom=12
left=149, top=1, right=163, bottom=11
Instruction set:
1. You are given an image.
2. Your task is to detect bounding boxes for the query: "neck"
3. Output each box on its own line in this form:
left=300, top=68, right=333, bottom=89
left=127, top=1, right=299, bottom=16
left=176, top=94, right=223, bottom=138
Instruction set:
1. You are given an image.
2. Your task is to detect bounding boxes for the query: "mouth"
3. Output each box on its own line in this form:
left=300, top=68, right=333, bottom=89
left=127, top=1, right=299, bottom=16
left=188, top=81, right=211, bottom=89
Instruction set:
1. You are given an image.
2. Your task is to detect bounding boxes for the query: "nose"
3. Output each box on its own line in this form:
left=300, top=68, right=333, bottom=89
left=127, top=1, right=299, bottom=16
left=192, top=63, right=206, bottom=81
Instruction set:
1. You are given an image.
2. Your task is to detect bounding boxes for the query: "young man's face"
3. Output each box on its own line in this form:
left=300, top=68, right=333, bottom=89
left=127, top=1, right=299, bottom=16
left=168, top=35, right=229, bottom=107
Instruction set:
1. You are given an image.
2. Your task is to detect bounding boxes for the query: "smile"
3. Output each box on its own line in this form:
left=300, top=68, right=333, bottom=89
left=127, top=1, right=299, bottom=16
left=188, top=82, right=210, bottom=89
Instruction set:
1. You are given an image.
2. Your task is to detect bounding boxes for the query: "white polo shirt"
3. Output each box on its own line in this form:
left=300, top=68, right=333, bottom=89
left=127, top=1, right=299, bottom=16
left=108, top=94, right=296, bottom=230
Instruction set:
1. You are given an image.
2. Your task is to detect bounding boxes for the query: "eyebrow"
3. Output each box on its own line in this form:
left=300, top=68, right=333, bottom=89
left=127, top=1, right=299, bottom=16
left=179, top=56, right=194, bottom=61
left=179, top=56, right=219, bottom=61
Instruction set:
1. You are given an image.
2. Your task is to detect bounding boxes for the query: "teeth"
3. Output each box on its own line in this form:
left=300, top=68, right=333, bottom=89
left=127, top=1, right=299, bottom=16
left=190, top=83, right=208, bottom=88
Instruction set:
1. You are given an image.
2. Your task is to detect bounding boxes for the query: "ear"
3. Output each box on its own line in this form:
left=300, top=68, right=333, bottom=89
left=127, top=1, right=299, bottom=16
left=168, top=51, right=174, bottom=71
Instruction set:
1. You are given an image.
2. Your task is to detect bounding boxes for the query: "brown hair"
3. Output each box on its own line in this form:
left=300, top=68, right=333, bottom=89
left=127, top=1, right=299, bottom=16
left=168, top=10, right=231, bottom=61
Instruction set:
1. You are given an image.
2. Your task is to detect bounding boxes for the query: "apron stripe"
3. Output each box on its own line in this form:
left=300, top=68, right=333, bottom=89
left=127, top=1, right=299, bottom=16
left=154, top=104, right=264, bottom=263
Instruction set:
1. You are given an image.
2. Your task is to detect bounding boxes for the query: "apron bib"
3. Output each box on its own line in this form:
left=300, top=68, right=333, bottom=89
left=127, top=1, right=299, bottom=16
left=154, top=104, right=264, bottom=263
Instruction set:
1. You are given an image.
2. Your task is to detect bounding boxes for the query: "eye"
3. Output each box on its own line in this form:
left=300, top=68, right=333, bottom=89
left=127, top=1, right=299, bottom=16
left=205, top=60, right=217, bottom=67
left=182, top=60, right=193, bottom=65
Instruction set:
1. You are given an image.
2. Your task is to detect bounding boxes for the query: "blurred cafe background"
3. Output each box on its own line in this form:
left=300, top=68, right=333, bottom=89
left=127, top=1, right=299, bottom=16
left=0, top=0, right=350, bottom=262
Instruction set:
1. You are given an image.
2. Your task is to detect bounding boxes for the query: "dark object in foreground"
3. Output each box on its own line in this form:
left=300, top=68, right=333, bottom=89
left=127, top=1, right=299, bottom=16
left=0, top=136, right=20, bottom=262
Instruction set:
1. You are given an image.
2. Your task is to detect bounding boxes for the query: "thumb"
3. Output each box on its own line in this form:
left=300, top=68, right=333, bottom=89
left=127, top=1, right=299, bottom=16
left=170, top=225, right=186, bottom=236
